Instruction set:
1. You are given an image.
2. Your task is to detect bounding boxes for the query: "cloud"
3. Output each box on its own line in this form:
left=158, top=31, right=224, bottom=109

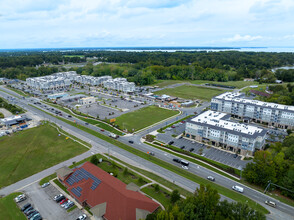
left=0, top=0, right=294, bottom=48
left=224, top=34, right=263, bottom=42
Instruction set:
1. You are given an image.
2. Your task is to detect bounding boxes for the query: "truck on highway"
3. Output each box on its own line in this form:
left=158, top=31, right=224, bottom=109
left=109, top=133, right=119, bottom=139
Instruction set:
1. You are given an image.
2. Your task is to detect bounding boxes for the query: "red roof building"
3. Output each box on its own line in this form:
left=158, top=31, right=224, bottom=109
left=59, top=162, right=159, bottom=220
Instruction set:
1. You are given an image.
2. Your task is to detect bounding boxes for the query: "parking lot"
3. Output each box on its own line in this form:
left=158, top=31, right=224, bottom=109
left=20, top=181, right=85, bottom=220
left=156, top=126, right=250, bottom=169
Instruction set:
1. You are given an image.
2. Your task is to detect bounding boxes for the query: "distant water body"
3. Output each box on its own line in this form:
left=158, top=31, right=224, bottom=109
left=1, top=47, right=294, bottom=53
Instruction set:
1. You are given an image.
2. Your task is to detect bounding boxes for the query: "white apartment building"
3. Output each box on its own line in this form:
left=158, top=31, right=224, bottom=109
left=185, top=110, right=267, bottom=156
left=103, top=78, right=135, bottom=93
left=211, top=92, right=294, bottom=129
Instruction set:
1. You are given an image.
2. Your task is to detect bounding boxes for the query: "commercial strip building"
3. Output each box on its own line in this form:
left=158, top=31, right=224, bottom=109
left=56, top=162, right=159, bottom=220
left=26, top=72, right=136, bottom=93
left=185, top=110, right=267, bottom=156
left=78, top=96, right=96, bottom=105
left=0, top=115, right=27, bottom=127
left=211, top=92, right=294, bottom=129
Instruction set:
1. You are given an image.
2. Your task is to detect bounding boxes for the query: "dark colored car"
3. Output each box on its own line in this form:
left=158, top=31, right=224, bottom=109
left=180, top=146, right=185, bottom=150
left=173, top=158, right=181, bottom=163
left=233, top=154, right=238, bottom=158
left=26, top=209, right=36, bottom=216
left=168, top=141, right=174, bottom=145
left=128, top=140, right=134, bottom=144
left=28, top=211, right=39, bottom=219
left=56, top=196, right=65, bottom=203
left=189, top=148, right=194, bottom=152
left=68, top=115, right=72, bottom=118
left=24, top=207, right=34, bottom=215
left=21, top=203, right=31, bottom=212
left=85, top=122, right=89, bottom=125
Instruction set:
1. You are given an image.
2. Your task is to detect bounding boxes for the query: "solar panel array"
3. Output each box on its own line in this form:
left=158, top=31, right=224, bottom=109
left=71, top=188, right=81, bottom=197
left=66, top=168, right=102, bottom=191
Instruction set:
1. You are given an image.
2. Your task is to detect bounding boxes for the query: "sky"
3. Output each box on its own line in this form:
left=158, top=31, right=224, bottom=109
left=0, top=0, right=294, bottom=49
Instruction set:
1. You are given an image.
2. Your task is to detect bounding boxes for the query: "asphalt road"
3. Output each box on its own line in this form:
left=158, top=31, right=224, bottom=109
left=0, top=87, right=293, bottom=219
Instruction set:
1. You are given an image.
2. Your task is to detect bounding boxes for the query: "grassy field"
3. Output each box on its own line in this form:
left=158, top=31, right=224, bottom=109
left=113, top=106, right=178, bottom=132
left=0, top=122, right=87, bottom=188
left=154, top=85, right=226, bottom=100
left=0, top=192, right=26, bottom=220
left=63, top=55, right=85, bottom=58
left=153, top=80, right=258, bottom=89
left=191, top=80, right=258, bottom=88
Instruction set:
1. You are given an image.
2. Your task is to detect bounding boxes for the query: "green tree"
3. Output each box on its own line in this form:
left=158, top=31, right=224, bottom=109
left=170, top=189, right=181, bottom=204
left=90, top=155, right=98, bottom=165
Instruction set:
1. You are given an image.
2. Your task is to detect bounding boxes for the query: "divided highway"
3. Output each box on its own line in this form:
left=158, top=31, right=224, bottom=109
left=0, top=87, right=293, bottom=219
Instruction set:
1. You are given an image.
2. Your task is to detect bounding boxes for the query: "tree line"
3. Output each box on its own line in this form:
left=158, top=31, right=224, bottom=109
left=0, top=51, right=294, bottom=85
left=243, top=135, right=294, bottom=199
left=147, top=184, right=265, bottom=220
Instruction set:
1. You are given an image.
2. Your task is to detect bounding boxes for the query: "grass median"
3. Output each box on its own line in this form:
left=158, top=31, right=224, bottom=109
left=0, top=192, right=26, bottom=220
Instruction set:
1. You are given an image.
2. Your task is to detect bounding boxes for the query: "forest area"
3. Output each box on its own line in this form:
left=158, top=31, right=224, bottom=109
left=0, top=51, right=294, bottom=86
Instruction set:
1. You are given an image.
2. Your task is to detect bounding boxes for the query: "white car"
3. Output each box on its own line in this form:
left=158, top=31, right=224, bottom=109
left=41, top=182, right=50, bottom=188
left=77, top=214, right=87, bottom=220
left=182, top=165, right=189, bottom=170
left=14, top=194, right=26, bottom=203
left=232, top=185, right=244, bottom=193
left=265, top=200, right=276, bottom=207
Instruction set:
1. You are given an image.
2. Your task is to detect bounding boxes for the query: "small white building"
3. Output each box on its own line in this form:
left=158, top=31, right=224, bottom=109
left=79, top=97, right=96, bottom=105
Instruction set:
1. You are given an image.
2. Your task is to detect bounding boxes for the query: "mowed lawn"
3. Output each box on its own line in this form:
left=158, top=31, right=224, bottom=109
left=113, top=106, right=178, bottom=132
left=0, top=123, right=87, bottom=188
left=154, top=85, right=226, bottom=100
left=0, top=192, right=26, bottom=220
left=191, top=80, right=258, bottom=88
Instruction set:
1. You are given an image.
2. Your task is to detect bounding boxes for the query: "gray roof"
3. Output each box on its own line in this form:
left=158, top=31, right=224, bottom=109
left=90, top=202, right=107, bottom=218
left=56, top=166, right=73, bottom=178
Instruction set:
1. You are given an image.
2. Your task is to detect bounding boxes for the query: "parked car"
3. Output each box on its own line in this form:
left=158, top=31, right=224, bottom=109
left=28, top=211, right=39, bottom=219
left=24, top=207, right=34, bottom=215
left=53, top=194, right=63, bottom=201
left=60, top=198, right=68, bottom=204
left=189, top=148, right=194, bottom=152
left=21, top=203, right=31, bottom=212
left=26, top=209, right=36, bottom=216
left=265, top=200, right=276, bottom=207
left=61, top=200, right=71, bottom=208
left=233, top=154, right=238, bottom=158
left=173, top=158, right=181, bottom=163
left=41, top=182, right=50, bottom=188
left=207, top=176, right=215, bottom=181
left=168, top=141, right=174, bottom=145
left=181, top=121, right=186, bottom=123
left=56, top=195, right=65, bottom=203
left=77, top=214, right=87, bottom=220
left=14, top=194, right=26, bottom=203
left=68, top=115, right=72, bottom=118
left=85, top=122, right=89, bottom=125
left=171, top=125, right=175, bottom=128
left=180, top=146, right=185, bottom=150
left=64, top=201, right=74, bottom=209
left=232, top=185, right=244, bottom=193
left=100, top=129, right=105, bottom=132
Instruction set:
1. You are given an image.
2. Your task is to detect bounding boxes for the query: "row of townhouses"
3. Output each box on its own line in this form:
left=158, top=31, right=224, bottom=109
left=26, top=72, right=136, bottom=93
left=185, top=110, right=267, bottom=156
left=211, top=92, right=294, bottom=129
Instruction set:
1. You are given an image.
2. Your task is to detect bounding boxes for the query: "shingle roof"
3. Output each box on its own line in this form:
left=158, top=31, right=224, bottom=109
left=63, top=162, right=159, bottom=220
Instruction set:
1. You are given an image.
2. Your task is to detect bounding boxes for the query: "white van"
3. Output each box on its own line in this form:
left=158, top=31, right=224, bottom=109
left=232, top=185, right=244, bottom=193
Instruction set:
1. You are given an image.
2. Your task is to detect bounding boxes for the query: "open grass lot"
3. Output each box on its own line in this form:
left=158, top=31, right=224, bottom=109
left=113, top=106, right=178, bottom=132
left=0, top=192, right=26, bottom=220
left=154, top=85, right=226, bottom=100
left=0, top=123, right=87, bottom=188
left=191, top=80, right=259, bottom=88
left=141, top=184, right=172, bottom=209
left=152, top=80, right=187, bottom=88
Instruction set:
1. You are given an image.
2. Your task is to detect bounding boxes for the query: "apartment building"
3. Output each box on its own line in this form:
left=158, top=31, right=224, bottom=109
left=211, top=92, right=294, bottom=129
left=185, top=110, right=267, bottom=156
left=103, top=78, right=135, bottom=93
